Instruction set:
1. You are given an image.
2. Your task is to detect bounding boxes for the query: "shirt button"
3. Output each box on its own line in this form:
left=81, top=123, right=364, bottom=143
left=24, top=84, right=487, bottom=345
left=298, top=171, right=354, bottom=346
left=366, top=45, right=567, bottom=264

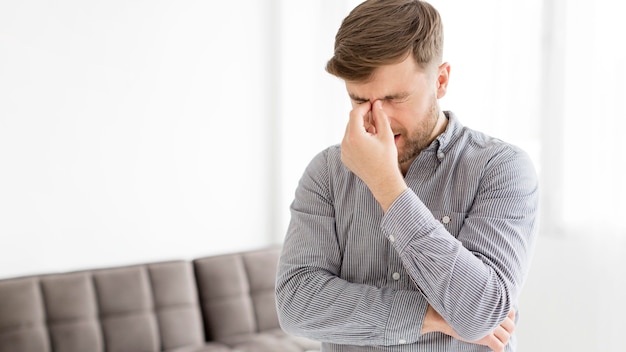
left=399, top=339, right=407, bottom=344
left=442, top=216, right=451, bottom=224
left=389, top=235, right=395, bottom=243
left=437, top=151, right=445, bottom=159
left=392, top=272, right=401, bottom=280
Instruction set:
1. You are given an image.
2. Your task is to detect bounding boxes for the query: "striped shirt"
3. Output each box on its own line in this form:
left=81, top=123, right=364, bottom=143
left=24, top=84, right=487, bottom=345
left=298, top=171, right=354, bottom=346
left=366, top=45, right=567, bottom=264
left=276, top=111, right=539, bottom=351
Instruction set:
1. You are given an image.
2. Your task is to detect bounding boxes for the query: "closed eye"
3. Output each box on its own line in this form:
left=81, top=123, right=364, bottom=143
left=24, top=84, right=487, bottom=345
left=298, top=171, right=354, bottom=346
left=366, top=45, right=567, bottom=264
left=384, top=94, right=409, bottom=104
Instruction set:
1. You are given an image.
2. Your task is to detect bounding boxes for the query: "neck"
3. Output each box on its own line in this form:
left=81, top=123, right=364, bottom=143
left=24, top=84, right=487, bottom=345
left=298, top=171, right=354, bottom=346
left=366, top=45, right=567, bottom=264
left=433, top=110, right=449, bottom=138
left=398, top=111, right=449, bottom=176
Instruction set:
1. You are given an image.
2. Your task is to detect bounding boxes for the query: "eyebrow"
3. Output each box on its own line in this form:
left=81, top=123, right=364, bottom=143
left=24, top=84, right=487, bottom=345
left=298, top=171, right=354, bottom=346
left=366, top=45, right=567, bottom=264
left=349, top=92, right=410, bottom=102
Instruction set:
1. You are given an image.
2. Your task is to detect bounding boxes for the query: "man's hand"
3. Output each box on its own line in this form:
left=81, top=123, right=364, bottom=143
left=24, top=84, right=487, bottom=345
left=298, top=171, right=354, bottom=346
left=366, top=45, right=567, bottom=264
left=340, top=100, right=407, bottom=212
left=461, top=310, right=515, bottom=352
left=422, top=305, right=516, bottom=352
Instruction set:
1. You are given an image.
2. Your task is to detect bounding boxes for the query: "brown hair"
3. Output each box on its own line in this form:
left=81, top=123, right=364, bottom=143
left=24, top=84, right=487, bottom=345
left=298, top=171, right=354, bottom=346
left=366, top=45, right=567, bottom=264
left=326, top=0, right=444, bottom=82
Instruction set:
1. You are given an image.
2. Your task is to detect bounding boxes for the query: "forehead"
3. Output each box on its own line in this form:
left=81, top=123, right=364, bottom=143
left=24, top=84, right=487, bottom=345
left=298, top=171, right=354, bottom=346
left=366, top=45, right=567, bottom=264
left=345, top=55, right=431, bottom=99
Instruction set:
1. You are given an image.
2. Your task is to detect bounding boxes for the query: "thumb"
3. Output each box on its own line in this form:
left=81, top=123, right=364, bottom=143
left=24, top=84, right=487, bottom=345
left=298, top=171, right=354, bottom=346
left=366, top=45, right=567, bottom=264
left=371, top=100, right=393, bottom=139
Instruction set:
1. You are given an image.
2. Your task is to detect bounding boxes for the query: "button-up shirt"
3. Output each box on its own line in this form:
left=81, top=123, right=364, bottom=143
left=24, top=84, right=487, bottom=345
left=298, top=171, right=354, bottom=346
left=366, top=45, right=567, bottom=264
left=276, top=111, right=539, bottom=351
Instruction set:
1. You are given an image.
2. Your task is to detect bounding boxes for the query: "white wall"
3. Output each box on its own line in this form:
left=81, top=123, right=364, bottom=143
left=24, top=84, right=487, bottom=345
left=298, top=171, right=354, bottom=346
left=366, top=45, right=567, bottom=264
left=2, top=1, right=625, bottom=351
left=276, top=1, right=355, bottom=235
left=517, top=235, right=626, bottom=352
left=0, top=0, right=277, bottom=278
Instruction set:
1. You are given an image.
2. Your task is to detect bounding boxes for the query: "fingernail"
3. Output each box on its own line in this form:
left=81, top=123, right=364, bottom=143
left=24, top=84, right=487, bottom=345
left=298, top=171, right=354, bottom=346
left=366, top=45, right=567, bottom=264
left=376, top=101, right=383, bottom=109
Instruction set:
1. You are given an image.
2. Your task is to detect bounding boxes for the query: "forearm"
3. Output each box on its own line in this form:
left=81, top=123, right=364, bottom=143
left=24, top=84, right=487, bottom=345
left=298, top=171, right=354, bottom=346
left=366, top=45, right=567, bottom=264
left=276, top=246, right=427, bottom=346
left=422, top=304, right=517, bottom=352
left=276, top=149, right=429, bottom=345
left=422, top=303, right=463, bottom=335
left=381, top=190, right=533, bottom=340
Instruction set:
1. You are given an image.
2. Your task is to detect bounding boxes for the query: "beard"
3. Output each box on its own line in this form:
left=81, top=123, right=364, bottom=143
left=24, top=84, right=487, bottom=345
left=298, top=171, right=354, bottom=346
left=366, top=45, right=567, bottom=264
left=396, top=96, right=441, bottom=166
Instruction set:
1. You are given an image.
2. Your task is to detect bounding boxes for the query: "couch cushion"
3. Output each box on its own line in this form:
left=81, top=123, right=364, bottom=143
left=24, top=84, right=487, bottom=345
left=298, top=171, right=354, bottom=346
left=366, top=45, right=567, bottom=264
left=241, top=249, right=283, bottom=332
left=41, top=273, right=102, bottom=352
left=194, top=248, right=284, bottom=341
left=165, top=342, right=234, bottom=352
left=148, top=261, right=205, bottom=350
left=194, top=250, right=257, bottom=340
left=0, top=260, right=206, bottom=352
left=0, top=277, right=49, bottom=352
left=0, top=248, right=319, bottom=352
left=193, top=247, right=321, bottom=352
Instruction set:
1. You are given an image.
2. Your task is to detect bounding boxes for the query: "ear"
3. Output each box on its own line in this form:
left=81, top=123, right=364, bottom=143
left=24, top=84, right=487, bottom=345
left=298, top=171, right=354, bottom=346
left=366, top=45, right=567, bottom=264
left=435, top=62, right=451, bottom=99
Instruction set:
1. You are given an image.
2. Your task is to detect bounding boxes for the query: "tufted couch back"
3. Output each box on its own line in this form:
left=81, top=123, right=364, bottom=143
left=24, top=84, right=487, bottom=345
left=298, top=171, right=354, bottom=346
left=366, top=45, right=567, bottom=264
left=0, top=247, right=319, bottom=352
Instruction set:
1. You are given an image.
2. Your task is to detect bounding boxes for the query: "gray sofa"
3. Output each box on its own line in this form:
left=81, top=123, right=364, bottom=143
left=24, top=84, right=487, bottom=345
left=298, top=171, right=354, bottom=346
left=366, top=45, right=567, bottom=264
left=0, top=247, right=320, bottom=352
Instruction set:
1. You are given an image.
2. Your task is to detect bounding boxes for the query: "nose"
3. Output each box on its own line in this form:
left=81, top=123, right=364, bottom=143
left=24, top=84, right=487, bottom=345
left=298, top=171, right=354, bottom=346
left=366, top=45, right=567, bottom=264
left=370, top=99, right=386, bottom=109
left=371, top=99, right=392, bottom=114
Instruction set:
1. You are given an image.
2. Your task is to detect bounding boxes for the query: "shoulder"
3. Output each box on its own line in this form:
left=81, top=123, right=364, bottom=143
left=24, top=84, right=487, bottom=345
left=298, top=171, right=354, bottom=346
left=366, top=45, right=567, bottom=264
left=304, top=144, right=343, bottom=175
left=457, top=126, right=530, bottom=166
left=456, top=127, right=537, bottom=191
left=294, top=144, right=358, bottom=205
left=443, top=112, right=529, bottom=168
left=299, top=144, right=351, bottom=187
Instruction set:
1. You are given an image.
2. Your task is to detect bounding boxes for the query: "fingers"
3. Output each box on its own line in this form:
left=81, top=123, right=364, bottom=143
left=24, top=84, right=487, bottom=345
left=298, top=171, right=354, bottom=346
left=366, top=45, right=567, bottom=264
left=370, top=100, right=393, bottom=139
left=508, top=308, right=516, bottom=322
left=464, top=310, right=516, bottom=352
left=493, top=325, right=510, bottom=345
left=501, top=312, right=515, bottom=334
left=346, top=101, right=372, bottom=136
left=485, top=335, right=505, bottom=352
left=489, top=311, right=516, bottom=352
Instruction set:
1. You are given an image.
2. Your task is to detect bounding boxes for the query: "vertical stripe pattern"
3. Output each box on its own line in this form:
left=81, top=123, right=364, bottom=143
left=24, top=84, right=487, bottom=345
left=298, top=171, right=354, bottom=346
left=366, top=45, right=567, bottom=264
left=276, top=112, right=539, bottom=351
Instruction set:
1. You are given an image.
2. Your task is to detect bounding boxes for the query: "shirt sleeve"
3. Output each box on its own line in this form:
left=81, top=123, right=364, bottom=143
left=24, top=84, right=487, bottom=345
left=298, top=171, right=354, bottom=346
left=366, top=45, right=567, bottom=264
left=275, top=149, right=428, bottom=346
left=380, top=147, right=539, bottom=341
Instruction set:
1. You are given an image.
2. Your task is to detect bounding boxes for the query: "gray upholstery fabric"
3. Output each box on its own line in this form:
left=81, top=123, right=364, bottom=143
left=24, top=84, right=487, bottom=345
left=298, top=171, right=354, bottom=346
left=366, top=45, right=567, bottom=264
left=194, top=253, right=257, bottom=340
left=193, top=247, right=318, bottom=351
left=165, top=343, right=234, bottom=352
left=42, top=273, right=103, bottom=352
left=0, top=248, right=320, bottom=352
left=0, top=278, right=49, bottom=352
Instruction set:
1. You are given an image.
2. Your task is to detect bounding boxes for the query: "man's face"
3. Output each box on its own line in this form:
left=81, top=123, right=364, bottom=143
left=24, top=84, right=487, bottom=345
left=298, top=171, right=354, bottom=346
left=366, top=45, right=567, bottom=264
left=345, top=55, right=448, bottom=171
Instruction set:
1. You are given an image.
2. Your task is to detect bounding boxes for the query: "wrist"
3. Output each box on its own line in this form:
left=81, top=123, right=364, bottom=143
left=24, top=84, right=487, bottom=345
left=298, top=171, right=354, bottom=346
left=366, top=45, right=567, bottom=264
left=422, top=305, right=453, bottom=336
left=371, top=174, right=407, bottom=213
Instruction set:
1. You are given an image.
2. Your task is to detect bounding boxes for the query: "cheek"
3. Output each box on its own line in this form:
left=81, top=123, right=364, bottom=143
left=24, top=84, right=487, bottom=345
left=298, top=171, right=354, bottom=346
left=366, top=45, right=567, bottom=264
left=390, top=103, right=418, bottom=120
left=407, top=95, right=436, bottom=117
left=386, top=106, right=410, bottom=129
left=391, top=102, right=430, bottom=130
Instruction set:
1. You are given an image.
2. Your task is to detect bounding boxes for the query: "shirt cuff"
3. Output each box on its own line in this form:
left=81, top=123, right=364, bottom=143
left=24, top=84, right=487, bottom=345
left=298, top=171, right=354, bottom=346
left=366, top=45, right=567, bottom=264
left=380, top=189, right=442, bottom=254
left=384, top=289, right=428, bottom=345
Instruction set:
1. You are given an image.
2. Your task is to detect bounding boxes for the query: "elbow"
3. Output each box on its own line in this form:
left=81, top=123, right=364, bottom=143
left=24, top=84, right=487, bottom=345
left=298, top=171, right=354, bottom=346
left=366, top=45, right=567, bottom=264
left=275, top=276, right=308, bottom=337
left=275, top=269, right=332, bottom=340
left=455, top=325, right=495, bottom=342
left=275, top=295, right=319, bottom=340
left=457, top=308, right=512, bottom=342
left=452, top=313, right=507, bottom=341
left=448, top=290, right=514, bottom=341
left=276, top=309, right=303, bottom=337
left=275, top=289, right=295, bottom=334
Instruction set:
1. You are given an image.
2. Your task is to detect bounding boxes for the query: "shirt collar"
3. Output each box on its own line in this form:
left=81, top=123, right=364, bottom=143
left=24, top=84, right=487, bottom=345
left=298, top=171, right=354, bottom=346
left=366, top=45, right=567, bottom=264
left=424, top=110, right=462, bottom=154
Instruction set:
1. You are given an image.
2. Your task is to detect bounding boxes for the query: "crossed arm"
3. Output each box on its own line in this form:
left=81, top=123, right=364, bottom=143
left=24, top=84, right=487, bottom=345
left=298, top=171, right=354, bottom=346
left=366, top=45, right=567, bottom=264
left=342, top=101, right=536, bottom=340
left=276, top=101, right=536, bottom=351
left=424, top=303, right=516, bottom=351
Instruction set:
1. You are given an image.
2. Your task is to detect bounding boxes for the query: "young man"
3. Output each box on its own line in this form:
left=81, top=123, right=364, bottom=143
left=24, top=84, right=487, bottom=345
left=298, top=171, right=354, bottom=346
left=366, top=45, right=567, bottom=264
left=275, top=1, right=538, bottom=351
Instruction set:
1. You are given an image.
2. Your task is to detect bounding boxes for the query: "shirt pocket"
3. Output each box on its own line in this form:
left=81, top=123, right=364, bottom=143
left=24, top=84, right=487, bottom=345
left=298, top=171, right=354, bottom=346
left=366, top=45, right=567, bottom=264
left=430, top=210, right=467, bottom=238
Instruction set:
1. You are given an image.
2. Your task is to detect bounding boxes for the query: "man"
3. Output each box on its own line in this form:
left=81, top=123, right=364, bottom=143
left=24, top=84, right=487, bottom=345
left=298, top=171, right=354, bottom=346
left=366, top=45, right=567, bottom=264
left=275, top=0, right=538, bottom=351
